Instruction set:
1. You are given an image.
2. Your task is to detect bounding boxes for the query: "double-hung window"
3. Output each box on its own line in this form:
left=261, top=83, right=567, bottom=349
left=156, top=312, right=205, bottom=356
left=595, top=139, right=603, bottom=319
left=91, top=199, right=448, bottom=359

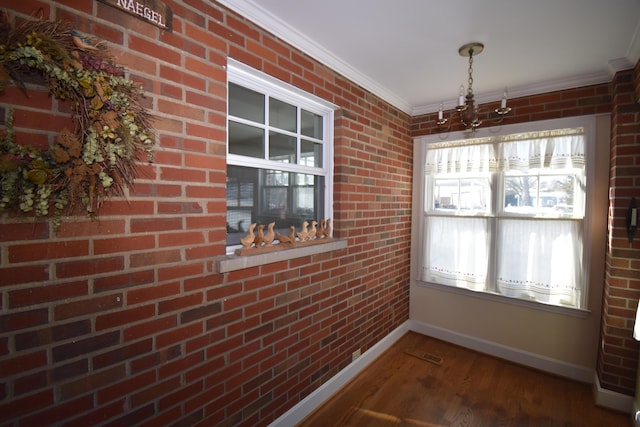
left=226, top=60, right=334, bottom=250
left=421, top=120, right=590, bottom=309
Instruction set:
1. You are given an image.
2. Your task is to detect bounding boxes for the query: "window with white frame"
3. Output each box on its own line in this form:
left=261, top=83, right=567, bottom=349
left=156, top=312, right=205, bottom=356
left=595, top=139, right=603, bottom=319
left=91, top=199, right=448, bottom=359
left=419, top=119, right=593, bottom=310
left=226, top=60, right=334, bottom=249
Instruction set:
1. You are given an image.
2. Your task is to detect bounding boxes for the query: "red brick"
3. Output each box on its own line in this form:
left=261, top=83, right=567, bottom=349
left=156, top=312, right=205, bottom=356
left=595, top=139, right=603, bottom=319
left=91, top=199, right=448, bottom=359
left=54, top=294, right=123, bottom=321
left=54, top=220, right=126, bottom=238
left=13, top=370, right=47, bottom=395
left=94, top=270, right=155, bottom=293
left=93, top=339, right=152, bottom=370
left=8, top=241, right=89, bottom=263
left=96, top=305, right=156, bottom=330
left=127, top=282, right=180, bottom=304
left=158, top=293, right=203, bottom=314
left=124, top=316, right=177, bottom=342
left=158, top=231, right=205, bottom=248
left=157, top=201, right=204, bottom=214
left=0, top=265, right=50, bottom=286
left=159, top=166, right=207, bottom=183
left=0, top=222, right=49, bottom=242
left=93, top=235, right=156, bottom=255
left=0, top=308, right=49, bottom=333
left=0, top=349, right=47, bottom=377
left=158, top=98, right=205, bottom=120
left=157, top=262, right=204, bottom=282
left=62, top=399, right=126, bottom=427
left=56, top=257, right=125, bottom=279
left=97, top=370, right=156, bottom=404
left=0, top=389, right=53, bottom=423
left=156, top=322, right=203, bottom=349
left=59, top=364, right=126, bottom=400
left=9, top=281, right=88, bottom=308
left=129, top=35, right=181, bottom=64
left=130, top=377, right=181, bottom=408
left=129, top=250, right=183, bottom=268
left=52, top=331, right=120, bottom=363
left=97, top=200, right=155, bottom=215
left=20, top=395, right=93, bottom=425
left=130, top=218, right=183, bottom=233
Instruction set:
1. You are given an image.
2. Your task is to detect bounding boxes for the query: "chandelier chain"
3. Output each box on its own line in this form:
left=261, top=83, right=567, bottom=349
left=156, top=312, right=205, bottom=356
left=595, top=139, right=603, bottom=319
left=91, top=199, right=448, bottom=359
left=467, top=52, right=474, bottom=96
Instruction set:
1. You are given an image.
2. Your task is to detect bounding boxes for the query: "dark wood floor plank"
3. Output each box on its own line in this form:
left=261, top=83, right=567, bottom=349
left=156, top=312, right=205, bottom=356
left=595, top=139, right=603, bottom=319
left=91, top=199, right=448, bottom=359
left=298, top=332, right=629, bottom=427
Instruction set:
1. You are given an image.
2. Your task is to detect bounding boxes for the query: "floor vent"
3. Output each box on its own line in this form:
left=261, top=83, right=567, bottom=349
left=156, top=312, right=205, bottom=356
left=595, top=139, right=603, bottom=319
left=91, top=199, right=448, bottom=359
left=405, top=350, right=442, bottom=365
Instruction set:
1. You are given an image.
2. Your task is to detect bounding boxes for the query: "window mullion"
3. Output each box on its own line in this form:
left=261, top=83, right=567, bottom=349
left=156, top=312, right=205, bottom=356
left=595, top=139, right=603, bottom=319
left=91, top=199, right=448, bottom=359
left=487, top=170, right=499, bottom=293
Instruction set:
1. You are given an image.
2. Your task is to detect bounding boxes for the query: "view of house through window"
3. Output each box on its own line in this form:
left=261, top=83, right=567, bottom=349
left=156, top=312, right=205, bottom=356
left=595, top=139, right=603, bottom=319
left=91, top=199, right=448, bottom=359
left=226, top=61, right=334, bottom=249
left=420, top=124, right=589, bottom=309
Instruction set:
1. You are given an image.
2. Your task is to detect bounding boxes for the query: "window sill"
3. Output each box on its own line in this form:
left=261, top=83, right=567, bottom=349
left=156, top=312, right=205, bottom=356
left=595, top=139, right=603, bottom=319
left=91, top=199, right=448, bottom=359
left=415, top=279, right=590, bottom=318
left=215, top=239, right=347, bottom=273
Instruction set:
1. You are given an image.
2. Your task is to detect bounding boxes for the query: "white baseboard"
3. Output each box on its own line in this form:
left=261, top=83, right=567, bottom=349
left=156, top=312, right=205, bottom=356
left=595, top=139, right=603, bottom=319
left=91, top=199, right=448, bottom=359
left=269, top=321, right=411, bottom=427
left=593, top=372, right=634, bottom=414
left=410, top=319, right=633, bottom=414
left=408, top=319, right=594, bottom=383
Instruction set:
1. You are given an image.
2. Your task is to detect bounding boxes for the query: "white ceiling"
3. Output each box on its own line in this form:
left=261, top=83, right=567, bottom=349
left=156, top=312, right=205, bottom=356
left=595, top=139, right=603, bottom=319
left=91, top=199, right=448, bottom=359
left=218, top=0, right=640, bottom=116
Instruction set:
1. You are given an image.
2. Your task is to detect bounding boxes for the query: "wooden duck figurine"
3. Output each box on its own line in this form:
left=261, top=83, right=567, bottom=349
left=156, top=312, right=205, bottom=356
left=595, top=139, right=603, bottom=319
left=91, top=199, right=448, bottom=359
left=324, top=218, right=331, bottom=238
left=240, top=223, right=256, bottom=248
left=316, top=219, right=325, bottom=239
left=254, top=224, right=265, bottom=247
left=276, top=226, right=296, bottom=245
left=263, top=222, right=275, bottom=246
left=309, top=221, right=317, bottom=239
left=297, top=221, right=309, bottom=241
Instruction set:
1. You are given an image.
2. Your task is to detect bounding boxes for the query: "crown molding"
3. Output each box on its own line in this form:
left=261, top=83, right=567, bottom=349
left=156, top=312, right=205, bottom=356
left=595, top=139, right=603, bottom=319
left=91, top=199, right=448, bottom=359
left=216, top=0, right=413, bottom=114
left=626, top=18, right=640, bottom=68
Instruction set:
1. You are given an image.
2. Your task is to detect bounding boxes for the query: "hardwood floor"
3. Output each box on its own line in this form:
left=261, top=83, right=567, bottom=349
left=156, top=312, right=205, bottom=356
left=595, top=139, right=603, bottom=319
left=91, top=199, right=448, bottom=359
left=299, top=332, right=630, bottom=427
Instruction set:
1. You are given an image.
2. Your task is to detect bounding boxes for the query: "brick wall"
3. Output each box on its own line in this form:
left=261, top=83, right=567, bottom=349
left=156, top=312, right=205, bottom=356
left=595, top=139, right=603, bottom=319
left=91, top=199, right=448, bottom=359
left=599, top=67, right=640, bottom=396
left=0, top=2, right=411, bottom=425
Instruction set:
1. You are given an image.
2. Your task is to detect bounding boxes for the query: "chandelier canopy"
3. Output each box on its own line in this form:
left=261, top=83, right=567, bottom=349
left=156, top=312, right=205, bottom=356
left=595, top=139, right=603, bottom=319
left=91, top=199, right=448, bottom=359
left=437, top=42, right=511, bottom=131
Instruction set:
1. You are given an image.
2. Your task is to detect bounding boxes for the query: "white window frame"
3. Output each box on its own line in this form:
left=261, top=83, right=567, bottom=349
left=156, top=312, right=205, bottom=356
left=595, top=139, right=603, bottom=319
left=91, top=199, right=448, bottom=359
left=414, top=116, right=597, bottom=315
left=226, top=59, right=336, bottom=254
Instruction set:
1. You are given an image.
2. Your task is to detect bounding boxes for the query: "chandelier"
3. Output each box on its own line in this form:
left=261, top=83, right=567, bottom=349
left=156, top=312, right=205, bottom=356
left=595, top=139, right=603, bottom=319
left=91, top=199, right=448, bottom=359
left=437, top=42, right=511, bottom=131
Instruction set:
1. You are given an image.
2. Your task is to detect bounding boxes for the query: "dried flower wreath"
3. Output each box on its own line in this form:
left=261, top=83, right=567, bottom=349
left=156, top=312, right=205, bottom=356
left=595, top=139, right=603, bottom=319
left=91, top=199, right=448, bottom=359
left=0, top=11, right=154, bottom=228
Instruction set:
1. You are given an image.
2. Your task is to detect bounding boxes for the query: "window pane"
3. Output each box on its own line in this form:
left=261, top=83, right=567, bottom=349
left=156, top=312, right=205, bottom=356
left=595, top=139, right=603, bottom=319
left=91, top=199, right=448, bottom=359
left=301, top=110, right=323, bottom=139
left=270, top=98, right=297, bottom=132
left=301, top=139, right=322, bottom=167
left=228, top=121, right=264, bottom=158
left=433, top=177, right=489, bottom=212
left=460, top=178, right=490, bottom=211
left=433, top=179, right=459, bottom=210
left=269, top=131, right=296, bottom=163
left=226, top=166, right=258, bottom=245
left=504, top=174, right=579, bottom=217
left=504, top=175, right=538, bottom=213
left=264, top=187, right=288, bottom=215
left=538, top=175, right=576, bottom=216
left=229, top=83, right=264, bottom=123
left=226, top=165, right=325, bottom=246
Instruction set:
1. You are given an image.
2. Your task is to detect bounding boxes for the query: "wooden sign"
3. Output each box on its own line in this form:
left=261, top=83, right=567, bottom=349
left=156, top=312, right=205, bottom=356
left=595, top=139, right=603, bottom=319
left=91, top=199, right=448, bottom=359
left=98, top=0, right=173, bottom=32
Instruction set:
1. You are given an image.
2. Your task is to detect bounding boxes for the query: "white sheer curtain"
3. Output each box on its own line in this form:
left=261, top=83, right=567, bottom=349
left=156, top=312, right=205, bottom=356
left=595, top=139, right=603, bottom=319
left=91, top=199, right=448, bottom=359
left=423, top=216, right=489, bottom=291
left=423, top=129, right=585, bottom=307
left=496, top=219, right=583, bottom=306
